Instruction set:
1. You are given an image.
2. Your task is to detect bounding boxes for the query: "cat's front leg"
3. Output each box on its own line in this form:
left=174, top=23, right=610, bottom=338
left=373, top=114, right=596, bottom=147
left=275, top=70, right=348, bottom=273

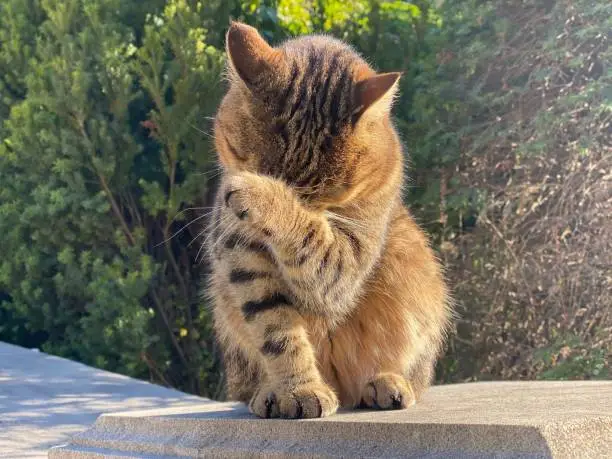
left=216, top=173, right=338, bottom=418
left=222, top=170, right=383, bottom=322
left=243, top=307, right=339, bottom=418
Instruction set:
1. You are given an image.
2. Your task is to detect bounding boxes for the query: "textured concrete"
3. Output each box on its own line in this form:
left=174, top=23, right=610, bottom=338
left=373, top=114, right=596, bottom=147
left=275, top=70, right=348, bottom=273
left=0, top=341, right=207, bottom=458
left=50, top=381, right=612, bottom=458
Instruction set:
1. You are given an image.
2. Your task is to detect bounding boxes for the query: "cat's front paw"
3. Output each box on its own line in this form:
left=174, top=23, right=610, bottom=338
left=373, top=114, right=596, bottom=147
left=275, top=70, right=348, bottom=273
left=359, top=373, right=415, bottom=410
left=249, top=381, right=339, bottom=419
left=223, top=172, right=279, bottom=232
left=224, top=173, right=257, bottom=221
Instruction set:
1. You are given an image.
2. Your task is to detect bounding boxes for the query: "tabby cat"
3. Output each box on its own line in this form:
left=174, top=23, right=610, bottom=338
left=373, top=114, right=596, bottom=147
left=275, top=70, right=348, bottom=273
left=207, top=22, right=451, bottom=419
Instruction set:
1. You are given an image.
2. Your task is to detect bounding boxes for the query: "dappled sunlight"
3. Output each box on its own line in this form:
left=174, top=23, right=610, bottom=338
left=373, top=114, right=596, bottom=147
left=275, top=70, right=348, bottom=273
left=0, top=342, right=207, bottom=457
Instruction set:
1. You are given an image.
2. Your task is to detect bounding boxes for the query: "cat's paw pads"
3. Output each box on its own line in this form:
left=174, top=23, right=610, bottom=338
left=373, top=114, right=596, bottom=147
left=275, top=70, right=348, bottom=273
left=248, top=388, right=280, bottom=418
left=249, top=381, right=339, bottom=419
left=223, top=173, right=277, bottom=230
left=280, top=381, right=339, bottom=418
left=224, top=174, right=254, bottom=221
left=360, top=373, right=415, bottom=410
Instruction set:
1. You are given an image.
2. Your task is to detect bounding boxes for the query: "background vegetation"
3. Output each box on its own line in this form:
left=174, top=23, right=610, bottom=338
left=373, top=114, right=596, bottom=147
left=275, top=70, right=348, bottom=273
left=1, top=0, right=609, bottom=398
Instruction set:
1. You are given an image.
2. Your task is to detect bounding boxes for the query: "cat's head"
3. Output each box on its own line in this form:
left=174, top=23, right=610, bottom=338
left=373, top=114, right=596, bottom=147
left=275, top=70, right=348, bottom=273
left=214, top=22, right=402, bottom=207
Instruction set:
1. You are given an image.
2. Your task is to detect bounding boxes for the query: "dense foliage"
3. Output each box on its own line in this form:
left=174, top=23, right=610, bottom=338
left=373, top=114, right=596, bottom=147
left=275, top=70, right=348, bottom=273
left=1, top=0, right=609, bottom=397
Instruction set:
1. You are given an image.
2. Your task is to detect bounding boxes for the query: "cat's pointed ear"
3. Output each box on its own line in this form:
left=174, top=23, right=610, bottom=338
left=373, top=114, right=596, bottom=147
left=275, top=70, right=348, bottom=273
left=354, top=72, right=401, bottom=119
left=226, top=21, right=284, bottom=89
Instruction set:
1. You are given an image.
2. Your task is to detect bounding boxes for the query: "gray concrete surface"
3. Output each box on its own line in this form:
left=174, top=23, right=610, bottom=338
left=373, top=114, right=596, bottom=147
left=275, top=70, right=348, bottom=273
left=2, top=340, right=610, bottom=458
left=51, top=380, right=612, bottom=458
left=0, top=341, right=207, bottom=458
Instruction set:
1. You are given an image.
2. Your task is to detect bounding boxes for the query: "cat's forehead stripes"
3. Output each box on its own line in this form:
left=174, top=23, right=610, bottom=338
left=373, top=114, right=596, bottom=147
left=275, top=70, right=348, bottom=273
left=259, top=40, right=362, bottom=188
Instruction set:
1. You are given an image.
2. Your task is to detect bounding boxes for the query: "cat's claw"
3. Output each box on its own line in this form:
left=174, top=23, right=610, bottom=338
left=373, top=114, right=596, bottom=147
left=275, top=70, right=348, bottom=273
left=223, top=173, right=271, bottom=225
left=360, top=373, right=415, bottom=410
left=249, top=381, right=339, bottom=419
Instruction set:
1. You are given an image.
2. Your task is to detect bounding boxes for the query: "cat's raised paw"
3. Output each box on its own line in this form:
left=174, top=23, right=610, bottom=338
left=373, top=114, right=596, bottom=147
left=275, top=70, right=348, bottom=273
left=222, top=172, right=279, bottom=229
left=224, top=175, right=254, bottom=221
left=360, top=373, right=415, bottom=410
left=249, top=381, right=339, bottom=419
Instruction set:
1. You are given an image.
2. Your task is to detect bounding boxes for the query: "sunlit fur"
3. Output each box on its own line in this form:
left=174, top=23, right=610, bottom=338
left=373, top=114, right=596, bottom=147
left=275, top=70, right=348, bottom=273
left=206, top=22, right=452, bottom=418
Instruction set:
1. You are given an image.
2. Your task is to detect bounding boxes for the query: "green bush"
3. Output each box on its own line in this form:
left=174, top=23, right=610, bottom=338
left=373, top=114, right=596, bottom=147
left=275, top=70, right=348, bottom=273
left=1, top=0, right=609, bottom=396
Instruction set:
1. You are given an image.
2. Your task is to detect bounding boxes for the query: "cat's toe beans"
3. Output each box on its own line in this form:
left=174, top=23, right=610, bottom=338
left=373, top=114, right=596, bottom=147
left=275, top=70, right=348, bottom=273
left=223, top=175, right=252, bottom=217
left=364, top=373, right=415, bottom=410
left=248, top=389, right=280, bottom=418
left=224, top=188, right=249, bottom=219
left=224, top=188, right=237, bottom=207
left=390, top=392, right=404, bottom=409
left=284, top=385, right=338, bottom=419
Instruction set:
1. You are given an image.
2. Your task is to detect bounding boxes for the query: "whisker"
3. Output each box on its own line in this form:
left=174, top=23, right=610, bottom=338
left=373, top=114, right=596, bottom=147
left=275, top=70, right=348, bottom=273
left=290, top=181, right=328, bottom=195
left=197, top=213, right=235, bottom=262
left=189, top=123, right=214, bottom=139
left=171, top=206, right=223, bottom=222
left=194, top=212, right=231, bottom=252
left=205, top=213, right=234, bottom=249
left=325, top=211, right=370, bottom=232
left=189, top=226, right=211, bottom=250
left=155, top=211, right=216, bottom=248
left=196, top=168, right=225, bottom=180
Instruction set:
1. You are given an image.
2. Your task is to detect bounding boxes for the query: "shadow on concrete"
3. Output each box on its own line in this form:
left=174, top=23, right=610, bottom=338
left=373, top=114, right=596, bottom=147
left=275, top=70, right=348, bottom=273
left=0, top=341, right=206, bottom=457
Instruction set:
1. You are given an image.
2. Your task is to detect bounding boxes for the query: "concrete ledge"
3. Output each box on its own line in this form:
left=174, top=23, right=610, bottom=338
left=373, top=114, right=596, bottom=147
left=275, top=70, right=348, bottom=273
left=0, top=341, right=208, bottom=458
left=50, top=381, right=612, bottom=458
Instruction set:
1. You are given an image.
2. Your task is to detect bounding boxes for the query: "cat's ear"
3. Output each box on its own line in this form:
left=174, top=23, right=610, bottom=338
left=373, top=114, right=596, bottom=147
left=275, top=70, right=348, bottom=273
left=226, top=21, right=284, bottom=89
left=354, top=72, right=401, bottom=119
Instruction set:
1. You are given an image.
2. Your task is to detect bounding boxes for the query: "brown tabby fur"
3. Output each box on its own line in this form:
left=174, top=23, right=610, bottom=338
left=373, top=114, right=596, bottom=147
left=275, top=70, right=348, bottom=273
left=206, top=22, right=452, bottom=419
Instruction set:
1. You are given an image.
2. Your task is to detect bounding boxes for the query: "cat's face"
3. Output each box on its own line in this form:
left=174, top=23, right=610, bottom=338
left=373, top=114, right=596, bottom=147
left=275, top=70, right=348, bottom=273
left=214, top=22, right=401, bottom=207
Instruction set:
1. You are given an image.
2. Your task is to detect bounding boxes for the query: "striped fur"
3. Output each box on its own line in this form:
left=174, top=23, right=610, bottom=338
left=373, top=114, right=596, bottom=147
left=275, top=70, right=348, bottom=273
left=207, top=22, right=452, bottom=419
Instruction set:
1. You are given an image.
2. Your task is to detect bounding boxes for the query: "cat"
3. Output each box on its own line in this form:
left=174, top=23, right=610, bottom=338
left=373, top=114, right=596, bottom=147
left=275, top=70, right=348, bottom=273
left=206, top=21, right=452, bottom=419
